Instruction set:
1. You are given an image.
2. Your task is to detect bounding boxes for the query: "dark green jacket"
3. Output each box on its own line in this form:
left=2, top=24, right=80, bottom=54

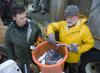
left=5, top=19, right=42, bottom=64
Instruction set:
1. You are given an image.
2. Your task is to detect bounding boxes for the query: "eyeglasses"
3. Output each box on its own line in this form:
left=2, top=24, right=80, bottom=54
left=66, top=16, right=78, bottom=22
left=66, top=16, right=78, bottom=19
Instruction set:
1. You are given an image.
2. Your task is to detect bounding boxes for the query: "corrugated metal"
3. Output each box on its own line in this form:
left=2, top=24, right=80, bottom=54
left=50, top=0, right=68, bottom=21
left=78, top=0, right=93, bottom=16
left=87, top=0, right=100, bottom=50
left=68, top=0, right=80, bottom=5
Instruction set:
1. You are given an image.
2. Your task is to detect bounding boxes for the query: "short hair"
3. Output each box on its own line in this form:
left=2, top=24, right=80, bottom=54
left=10, top=4, right=26, bottom=17
left=64, top=5, right=79, bottom=17
left=0, top=6, right=3, bottom=17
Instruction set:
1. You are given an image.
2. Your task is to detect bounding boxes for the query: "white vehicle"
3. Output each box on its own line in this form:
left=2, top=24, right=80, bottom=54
left=0, top=60, right=22, bottom=73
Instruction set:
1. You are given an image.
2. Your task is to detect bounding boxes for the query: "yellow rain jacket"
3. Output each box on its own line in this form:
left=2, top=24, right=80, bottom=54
left=47, top=16, right=94, bottom=63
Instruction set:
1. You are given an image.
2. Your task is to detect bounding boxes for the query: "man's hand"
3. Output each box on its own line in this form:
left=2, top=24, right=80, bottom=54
left=47, top=34, right=56, bottom=45
left=47, top=38, right=56, bottom=44
left=67, top=43, right=78, bottom=53
left=56, top=43, right=78, bottom=53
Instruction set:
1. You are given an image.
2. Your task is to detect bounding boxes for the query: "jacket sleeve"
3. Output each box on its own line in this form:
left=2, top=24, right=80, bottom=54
left=36, top=25, right=42, bottom=38
left=5, top=29, right=16, bottom=60
left=47, top=21, right=62, bottom=36
left=35, top=23, right=43, bottom=42
left=78, top=25, right=94, bottom=54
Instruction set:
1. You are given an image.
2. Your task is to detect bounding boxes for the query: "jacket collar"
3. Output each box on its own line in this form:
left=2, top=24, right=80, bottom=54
left=65, top=15, right=87, bottom=33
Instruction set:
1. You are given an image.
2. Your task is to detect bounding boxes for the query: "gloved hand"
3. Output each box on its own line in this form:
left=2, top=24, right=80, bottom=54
left=67, top=43, right=78, bottom=53
left=47, top=34, right=56, bottom=45
left=56, top=43, right=78, bottom=53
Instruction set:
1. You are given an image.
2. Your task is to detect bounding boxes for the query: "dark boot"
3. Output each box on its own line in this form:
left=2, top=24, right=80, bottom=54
left=40, top=10, right=48, bottom=15
left=32, top=0, right=40, bottom=13
left=40, top=0, right=49, bottom=15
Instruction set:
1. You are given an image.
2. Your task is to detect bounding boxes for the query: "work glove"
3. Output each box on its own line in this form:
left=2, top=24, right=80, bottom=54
left=67, top=43, right=78, bottom=53
left=47, top=34, right=56, bottom=45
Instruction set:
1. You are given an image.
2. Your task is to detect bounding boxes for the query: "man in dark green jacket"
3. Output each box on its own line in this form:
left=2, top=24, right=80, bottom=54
left=5, top=5, right=42, bottom=73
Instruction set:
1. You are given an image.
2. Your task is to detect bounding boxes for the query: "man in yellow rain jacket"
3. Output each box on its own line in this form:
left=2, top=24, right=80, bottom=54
left=47, top=5, right=94, bottom=73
